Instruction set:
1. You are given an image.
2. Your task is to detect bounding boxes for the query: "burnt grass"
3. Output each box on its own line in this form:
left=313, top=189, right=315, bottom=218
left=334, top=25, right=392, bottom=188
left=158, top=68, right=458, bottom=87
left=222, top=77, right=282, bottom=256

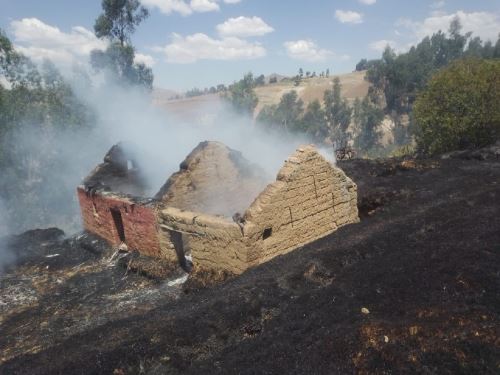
left=1, top=156, right=499, bottom=374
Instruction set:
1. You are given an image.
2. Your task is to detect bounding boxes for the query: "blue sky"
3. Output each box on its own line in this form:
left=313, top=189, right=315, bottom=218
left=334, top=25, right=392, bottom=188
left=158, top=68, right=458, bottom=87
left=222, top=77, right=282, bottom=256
left=1, top=0, right=499, bottom=91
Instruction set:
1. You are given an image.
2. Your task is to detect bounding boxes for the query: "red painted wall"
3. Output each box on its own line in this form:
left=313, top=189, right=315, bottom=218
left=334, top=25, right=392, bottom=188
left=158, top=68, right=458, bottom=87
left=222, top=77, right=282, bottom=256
left=77, top=187, right=161, bottom=257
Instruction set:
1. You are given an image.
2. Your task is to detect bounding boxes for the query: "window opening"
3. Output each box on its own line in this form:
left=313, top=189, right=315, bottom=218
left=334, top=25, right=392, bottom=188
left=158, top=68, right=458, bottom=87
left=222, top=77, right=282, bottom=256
left=263, top=227, right=272, bottom=240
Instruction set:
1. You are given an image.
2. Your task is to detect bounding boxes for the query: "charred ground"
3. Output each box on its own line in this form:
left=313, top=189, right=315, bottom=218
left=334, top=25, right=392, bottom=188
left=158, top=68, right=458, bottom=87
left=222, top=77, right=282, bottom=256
left=1, top=153, right=499, bottom=374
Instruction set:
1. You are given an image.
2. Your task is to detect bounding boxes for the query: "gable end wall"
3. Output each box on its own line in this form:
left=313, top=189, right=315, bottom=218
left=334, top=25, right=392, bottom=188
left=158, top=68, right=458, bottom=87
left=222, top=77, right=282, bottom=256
left=243, top=148, right=359, bottom=267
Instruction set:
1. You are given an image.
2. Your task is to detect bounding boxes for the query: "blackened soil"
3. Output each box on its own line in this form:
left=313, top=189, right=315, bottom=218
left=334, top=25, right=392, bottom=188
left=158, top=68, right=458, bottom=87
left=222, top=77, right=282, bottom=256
left=1, top=156, right=499, bottom=374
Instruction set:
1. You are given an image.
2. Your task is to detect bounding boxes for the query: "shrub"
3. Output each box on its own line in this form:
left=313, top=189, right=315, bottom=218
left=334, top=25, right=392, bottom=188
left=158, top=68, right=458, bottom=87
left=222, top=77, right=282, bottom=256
left=414, top=58, right=500, bottom=155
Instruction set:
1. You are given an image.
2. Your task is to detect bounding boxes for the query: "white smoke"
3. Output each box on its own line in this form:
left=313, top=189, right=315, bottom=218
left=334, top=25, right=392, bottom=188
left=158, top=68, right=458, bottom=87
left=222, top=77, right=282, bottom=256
left=0, top=197, right=8, bottom=238
left=77, top=81, right=318, bottom=195
left=0, top=197, right=14, bottom=274
left=1, top=67, right=336, bottom=236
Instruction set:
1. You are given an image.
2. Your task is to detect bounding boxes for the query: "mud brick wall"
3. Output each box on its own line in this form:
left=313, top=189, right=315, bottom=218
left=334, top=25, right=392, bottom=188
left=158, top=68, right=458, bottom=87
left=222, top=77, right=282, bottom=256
left=243, top=146, right=359, bottom=267
left=159, top=207, right=249, bottom=273
left=77, top=187, right=162, bottom=257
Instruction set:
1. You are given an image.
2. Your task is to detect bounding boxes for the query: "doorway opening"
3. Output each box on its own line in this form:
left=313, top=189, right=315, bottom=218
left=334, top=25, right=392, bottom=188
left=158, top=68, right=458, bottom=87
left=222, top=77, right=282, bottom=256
left=169, top=230, right=192, bottom=272
left=110, top=208, right=126, bottom=242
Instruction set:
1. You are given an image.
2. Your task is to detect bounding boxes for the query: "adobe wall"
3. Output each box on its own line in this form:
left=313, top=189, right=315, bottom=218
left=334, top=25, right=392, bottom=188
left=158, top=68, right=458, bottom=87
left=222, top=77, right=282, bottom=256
left=77, top=187, right=163, bottom=258
left=242, top=146, right=359, bottom=267
left=159, top=207, right=249, bottom=273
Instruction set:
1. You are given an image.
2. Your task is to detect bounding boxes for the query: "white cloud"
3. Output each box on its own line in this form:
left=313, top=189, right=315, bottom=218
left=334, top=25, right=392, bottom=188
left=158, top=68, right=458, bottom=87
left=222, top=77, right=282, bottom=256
left=283, top=40, right=334, bottom=62
left=398, top=10, right=500, bottom=42
left=141, top=0, right=193, bottom=16
left=11, top=18, right=154, bottom=70
left=156, top=33, right=266, bottom=63
left=216, top=16, right=274, bottom=37
left=134, top=53, right=156, bottom=67
left=141, top=0, right=239, bottom=16
left=10, top=18, right=107, bottom=64
left=14, top=46, right=73, bottom=65
left=335, top=10, right=364, bottom=24
left=190, top=0, right=219, bottom=13
left=369, top=39, right=397, bottom=52
left=359, top=0, right=376, bottom=5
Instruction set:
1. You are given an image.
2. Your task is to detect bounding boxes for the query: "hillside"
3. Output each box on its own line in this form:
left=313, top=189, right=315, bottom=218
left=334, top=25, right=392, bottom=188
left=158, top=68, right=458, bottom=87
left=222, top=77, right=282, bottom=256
left=1, top=148, right=499, bottom=374
left=254, top=70, right=369, bottom=115
left=151, top=87, right=179, bottom=104
left=156, top=93, right=224, bottom=122
left=153, top=70, right=370, bottom=120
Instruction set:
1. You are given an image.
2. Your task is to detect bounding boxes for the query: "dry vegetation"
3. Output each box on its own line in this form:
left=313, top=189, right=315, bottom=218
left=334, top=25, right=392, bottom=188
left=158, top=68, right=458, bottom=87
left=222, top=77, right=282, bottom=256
left=255, top=70, right=369, bottom=114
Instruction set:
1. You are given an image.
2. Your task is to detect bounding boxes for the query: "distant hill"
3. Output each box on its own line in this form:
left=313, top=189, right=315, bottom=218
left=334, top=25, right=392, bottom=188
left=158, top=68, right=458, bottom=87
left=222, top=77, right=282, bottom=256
left=153, top=70, right=370, bottom=120
left=156, top=93, right=223, bottom=123
left=254, top=70, right=369, bottom=115
left=151, top=87, right=180, bottom=106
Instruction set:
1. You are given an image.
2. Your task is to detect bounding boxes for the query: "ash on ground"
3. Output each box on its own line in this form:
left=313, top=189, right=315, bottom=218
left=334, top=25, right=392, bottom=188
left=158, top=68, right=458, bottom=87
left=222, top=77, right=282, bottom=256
left=1, top=153, right=499, bottom=374
left=0, top=229, right=187, bottom=364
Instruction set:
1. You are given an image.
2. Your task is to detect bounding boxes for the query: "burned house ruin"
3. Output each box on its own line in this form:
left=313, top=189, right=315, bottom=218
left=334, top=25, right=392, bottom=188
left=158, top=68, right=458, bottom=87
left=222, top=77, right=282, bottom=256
left=77, top=141, right=359, bottom=274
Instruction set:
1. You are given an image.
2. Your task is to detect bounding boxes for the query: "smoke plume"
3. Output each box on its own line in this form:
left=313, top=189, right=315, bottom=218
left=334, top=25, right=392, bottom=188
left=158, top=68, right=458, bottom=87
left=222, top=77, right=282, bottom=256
left=0, top=197, right=14, bottom=274
left=1, top=70, right=335, bottom=237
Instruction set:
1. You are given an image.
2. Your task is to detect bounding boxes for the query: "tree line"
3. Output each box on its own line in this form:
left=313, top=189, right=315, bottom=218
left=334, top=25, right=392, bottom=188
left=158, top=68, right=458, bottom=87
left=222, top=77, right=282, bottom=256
left=221, top=70, right=383, bottom=153
left=365, top=19, right=500, bottom=115
left=184, top=65, right=332, bottom=99
left=223, top=18, right=500, bottom=157
left=184, top=74, right=268, bottom=99
left=363, top=18, right=500, bottom=145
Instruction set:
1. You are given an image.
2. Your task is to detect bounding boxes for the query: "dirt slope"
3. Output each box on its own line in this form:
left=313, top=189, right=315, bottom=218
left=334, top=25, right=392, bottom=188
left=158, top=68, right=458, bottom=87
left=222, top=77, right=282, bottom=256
left=254, top=71, right=369, bottom=115
left=1, top=155, right=499, bottom=374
